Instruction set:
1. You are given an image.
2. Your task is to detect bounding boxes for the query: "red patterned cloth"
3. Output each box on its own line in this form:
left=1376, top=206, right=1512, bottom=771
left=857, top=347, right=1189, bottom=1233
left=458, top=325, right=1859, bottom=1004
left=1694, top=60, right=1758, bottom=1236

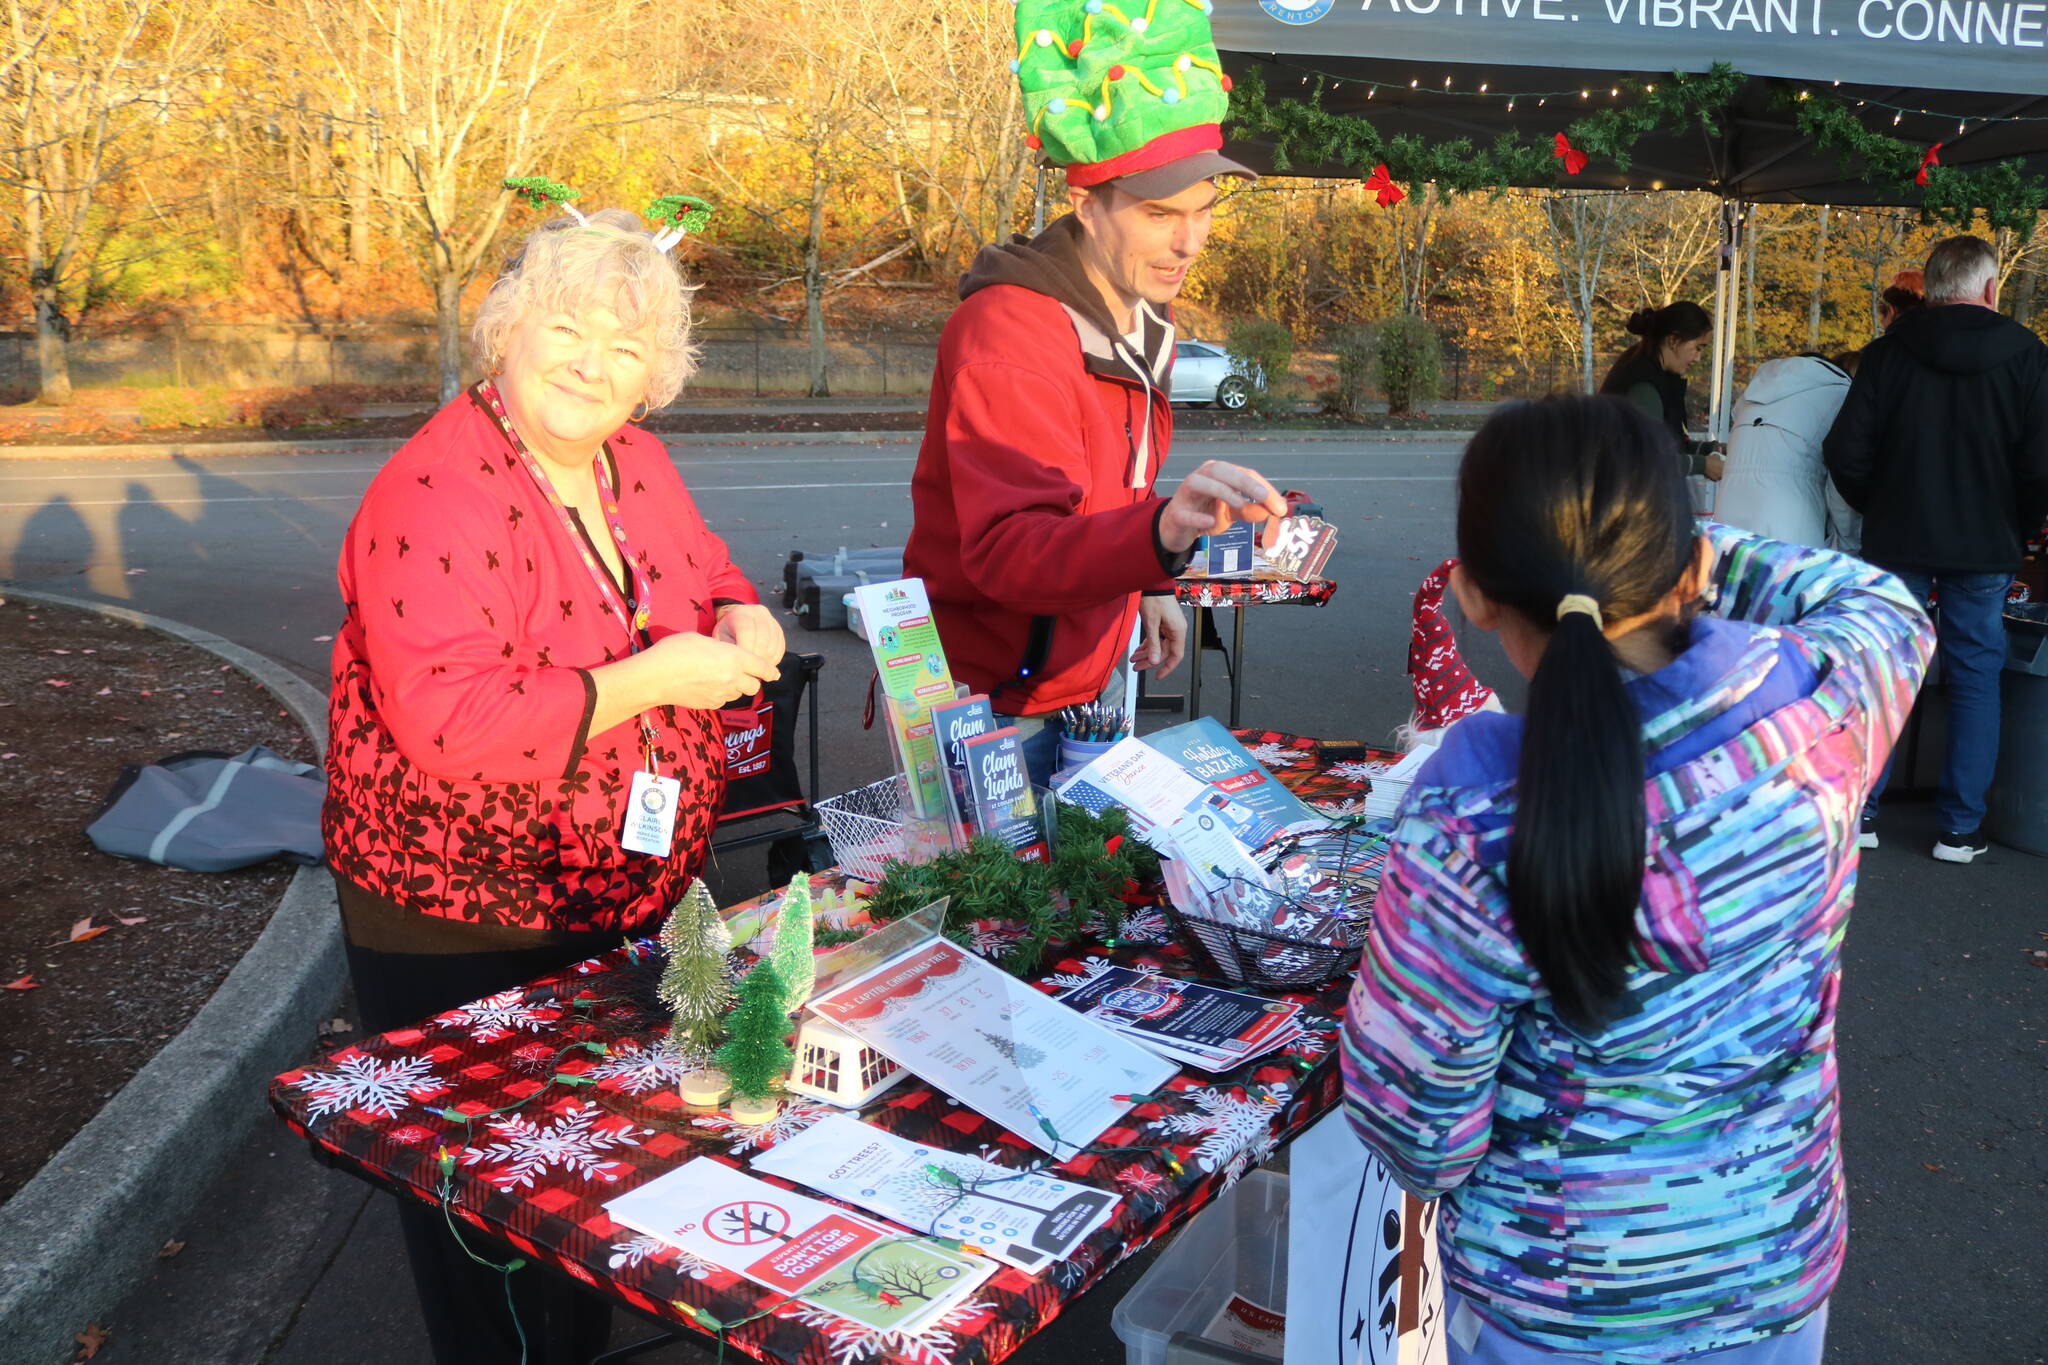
left=323, top=391, right=758, bottom=933
left=1174, top=575, right=1336, bottom=609
left=274, top=734, right=1390, bottom=1365
left=1407, top=557, right=1496, bottom=731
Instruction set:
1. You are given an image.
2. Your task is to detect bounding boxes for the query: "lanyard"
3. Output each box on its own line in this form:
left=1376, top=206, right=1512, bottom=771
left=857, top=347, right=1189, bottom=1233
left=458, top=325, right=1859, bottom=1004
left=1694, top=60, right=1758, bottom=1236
left=475, top=381, right=664, bottom=770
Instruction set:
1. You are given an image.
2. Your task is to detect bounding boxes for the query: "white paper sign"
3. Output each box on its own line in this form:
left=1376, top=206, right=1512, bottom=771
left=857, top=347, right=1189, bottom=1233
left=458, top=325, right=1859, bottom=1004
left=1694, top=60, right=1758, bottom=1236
left=1283, top=1113, right=1446, bottom=1365
left=753, top=1114, right=1120, bottom=1274
left=808, top=937, right=1177, bottom=1156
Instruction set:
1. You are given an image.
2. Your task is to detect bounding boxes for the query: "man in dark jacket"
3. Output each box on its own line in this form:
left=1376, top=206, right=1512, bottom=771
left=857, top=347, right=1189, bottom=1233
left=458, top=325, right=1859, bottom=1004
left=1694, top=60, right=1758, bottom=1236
left=908, top=0, right=1285, bottom=783
left=1825, top=234, right=2048, bottom=861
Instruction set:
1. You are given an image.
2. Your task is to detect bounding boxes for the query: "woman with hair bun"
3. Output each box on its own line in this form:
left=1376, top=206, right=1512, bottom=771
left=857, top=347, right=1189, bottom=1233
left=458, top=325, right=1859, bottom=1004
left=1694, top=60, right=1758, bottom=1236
left=1600, top=300, right=1724, bottom=481
left=1879, top=268, right=1925, bottom=332
left=1342, top=395, right=1932, bottom=1363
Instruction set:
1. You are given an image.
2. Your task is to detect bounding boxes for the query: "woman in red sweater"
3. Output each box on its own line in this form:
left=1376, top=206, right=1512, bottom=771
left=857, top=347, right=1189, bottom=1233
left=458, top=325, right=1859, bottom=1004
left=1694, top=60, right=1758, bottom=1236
left=322, top=206, right=781, bottom=1362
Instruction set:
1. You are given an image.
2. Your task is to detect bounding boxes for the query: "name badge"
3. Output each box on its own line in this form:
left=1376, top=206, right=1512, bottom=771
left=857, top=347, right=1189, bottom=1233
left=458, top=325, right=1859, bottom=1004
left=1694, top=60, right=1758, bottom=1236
left=622, top=770, right=682, bottom=858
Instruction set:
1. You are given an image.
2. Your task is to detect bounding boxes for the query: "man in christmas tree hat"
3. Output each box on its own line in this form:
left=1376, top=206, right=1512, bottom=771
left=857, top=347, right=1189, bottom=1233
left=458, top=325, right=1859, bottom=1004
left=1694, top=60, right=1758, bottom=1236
left=906, top=0, right=1287, bottom=785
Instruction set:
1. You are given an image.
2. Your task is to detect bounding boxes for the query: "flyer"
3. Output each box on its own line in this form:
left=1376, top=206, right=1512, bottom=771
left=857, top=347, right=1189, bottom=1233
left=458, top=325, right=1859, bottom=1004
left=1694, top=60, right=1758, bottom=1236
left=929, top=692, right=994, bottom=828
left=961, top=725, right=1048, bottom=862
left=808, top=937, right=1178, bottom=1157
left=1141, top=718, right=1329, bottom=842
left=604, top=1158, right=994, bottom=1335
left=854, top=578, right=958, bottom=818
left=752, top=1114, right=1121, bottom=1274
left=1053, top=967, right=1305, bottom=1072
left=1057, top=738, right=1276, bottom=896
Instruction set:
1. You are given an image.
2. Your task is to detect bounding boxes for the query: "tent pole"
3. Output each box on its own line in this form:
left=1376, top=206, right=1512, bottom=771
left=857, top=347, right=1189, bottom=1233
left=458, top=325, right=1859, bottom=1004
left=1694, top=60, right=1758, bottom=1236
left=1708, top=197, right=1745, bottom=445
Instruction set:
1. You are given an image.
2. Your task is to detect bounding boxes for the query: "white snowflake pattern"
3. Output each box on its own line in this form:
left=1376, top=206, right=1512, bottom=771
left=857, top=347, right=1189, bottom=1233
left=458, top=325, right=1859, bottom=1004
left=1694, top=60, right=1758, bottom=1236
left=690, top=1099, right=836, bottom=1155
left=1326, top=758, right=1395, bottom=783
left=1148, top=1084, right=1292, bottom=1184
left=1115, top=1166, right=1168, bottom=1196
left=1115, top=906, right=1171, bottom=945
left=291, top=1052, right=440, bottom=1119
left=458, top=1101, right=647, bottom=1190
left=606, top=1234, right=716, bottom=1278
left=1311, top=797, right=1369, bottom=820
left=966, top=921, right=1026, bottom=958
left=1040, top=955, right=1116, bottom=992
left=585, top=1037, right=700, bottom=1095
left=777, top=1298, right=996, bottom=1365
left=1244, top=741, right=1309, bottom=766
left=434, top=988, right=561, bottom=1043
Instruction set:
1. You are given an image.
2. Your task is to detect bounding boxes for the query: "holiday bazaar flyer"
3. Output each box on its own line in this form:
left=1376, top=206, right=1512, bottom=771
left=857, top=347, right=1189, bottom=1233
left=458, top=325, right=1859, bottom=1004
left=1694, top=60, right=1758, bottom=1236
left=809, top=937, right=1179, bottom=1157
left=753, top=1114, right=1121, bottom=1274
left=605, top=1158, right=994, bottom=1335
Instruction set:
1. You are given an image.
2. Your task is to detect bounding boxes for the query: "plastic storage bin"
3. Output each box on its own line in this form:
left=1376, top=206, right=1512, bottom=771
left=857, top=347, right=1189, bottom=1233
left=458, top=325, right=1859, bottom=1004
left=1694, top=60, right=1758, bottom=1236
left=1112, top=1169, right=1288, bottom=1365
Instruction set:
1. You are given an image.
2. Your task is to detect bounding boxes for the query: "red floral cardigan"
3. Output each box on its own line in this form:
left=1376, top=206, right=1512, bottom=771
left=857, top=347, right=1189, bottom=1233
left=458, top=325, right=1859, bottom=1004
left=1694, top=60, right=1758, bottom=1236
left=322, top=392, right=758, bottom=932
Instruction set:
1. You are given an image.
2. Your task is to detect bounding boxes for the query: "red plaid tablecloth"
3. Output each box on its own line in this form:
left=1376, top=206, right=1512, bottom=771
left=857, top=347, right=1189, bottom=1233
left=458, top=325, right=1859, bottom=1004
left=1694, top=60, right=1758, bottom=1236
left=271, top=732, right=1397, bottom=1365
left=1173, top=576, right=1337, bottom=609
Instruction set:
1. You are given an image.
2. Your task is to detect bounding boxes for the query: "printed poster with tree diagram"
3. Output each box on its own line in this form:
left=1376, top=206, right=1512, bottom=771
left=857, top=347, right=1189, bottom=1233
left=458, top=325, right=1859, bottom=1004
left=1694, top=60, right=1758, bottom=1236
left=605, top=1157, right=995, bottom=1334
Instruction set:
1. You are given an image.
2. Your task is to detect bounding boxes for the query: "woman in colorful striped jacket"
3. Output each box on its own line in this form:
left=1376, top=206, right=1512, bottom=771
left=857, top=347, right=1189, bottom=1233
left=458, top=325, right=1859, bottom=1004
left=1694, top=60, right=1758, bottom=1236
left=1343, top=396, right=1933, bottom=1363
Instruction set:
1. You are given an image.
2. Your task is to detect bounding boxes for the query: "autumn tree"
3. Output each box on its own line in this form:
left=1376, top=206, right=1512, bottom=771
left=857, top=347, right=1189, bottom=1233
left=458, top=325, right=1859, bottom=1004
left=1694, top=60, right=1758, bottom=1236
left=1, top=0, right=221, bottom=403
left=1536, top=190, right=1633, bottom=392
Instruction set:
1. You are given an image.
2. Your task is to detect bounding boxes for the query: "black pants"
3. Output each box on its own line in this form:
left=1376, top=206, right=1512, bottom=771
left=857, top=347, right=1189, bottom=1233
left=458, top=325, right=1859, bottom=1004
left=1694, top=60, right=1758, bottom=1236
left=335, top=874, right=623, bottom=1365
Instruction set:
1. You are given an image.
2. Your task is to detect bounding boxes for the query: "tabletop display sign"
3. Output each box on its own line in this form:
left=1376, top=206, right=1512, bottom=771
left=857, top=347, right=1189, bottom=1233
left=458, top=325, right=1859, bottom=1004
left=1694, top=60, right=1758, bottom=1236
left=854, top=578, right=957, bottom=819
left=1201, top=523, right=1258, bottom=578
left=605, top=1158, right=994, bottom=1335
left=1260, top=516, right=1339, bottom=582
left=930, top=692, right=995, bottom=830
left=1143, top=718, right=1329, bottom=843
left=753, top=1113, right=1121, bottom=1274
left=961, top=725, right=1049, bottom=862
left=808, top=936, right=1178, bottom=1157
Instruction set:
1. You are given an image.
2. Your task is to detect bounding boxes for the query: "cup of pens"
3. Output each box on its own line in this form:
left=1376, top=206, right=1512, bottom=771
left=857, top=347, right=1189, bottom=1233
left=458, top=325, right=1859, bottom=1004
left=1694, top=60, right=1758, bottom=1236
left=1058, top=701, right=1129, bottom=772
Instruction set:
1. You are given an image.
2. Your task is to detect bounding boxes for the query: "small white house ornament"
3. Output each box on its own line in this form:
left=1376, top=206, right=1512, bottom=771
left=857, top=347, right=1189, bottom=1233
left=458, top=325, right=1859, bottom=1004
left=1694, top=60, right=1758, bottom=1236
left=783, top=1017, right=906, bottom=1107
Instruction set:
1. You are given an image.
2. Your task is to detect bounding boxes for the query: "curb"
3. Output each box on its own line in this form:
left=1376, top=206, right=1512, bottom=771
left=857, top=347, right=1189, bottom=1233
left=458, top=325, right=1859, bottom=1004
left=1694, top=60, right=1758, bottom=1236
left=0, top=588, right=344, bottom=1365
left=3, top=427, right=1475, bottom=460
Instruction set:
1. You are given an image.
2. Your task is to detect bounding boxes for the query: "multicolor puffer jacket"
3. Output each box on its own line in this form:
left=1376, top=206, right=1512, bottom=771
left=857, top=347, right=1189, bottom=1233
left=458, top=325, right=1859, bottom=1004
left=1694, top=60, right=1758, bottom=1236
left=1342, top=525, right=1933, bottom=1362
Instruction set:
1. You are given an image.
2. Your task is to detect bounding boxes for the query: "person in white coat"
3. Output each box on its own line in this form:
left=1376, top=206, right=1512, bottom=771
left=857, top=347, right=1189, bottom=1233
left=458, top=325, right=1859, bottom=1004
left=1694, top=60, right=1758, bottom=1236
left=1716, top=353, right=1860, bottom=551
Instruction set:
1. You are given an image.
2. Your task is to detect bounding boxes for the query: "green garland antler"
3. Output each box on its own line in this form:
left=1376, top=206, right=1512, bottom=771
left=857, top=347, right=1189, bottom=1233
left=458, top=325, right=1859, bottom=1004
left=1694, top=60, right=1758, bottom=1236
left=503, top=175, right=587, bottom=223
left=646, top=194, right=713, bottom=234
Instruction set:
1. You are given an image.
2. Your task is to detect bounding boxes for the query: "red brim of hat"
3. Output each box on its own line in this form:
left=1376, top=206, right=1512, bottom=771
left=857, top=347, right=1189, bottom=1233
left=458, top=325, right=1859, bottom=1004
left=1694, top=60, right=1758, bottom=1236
left=1064, top=123, right=1257, bottom=197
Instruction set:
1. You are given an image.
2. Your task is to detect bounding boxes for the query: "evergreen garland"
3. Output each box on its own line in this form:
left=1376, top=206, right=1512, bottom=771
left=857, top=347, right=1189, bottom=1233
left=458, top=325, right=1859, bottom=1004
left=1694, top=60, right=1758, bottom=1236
left=863, top=803, right=1160, bottom=976
left=1229, top=64, right=2045, bottom=234
left=714, top=960, right=794, bottom=1103
left=1786, top=94, right=2047, bottom=235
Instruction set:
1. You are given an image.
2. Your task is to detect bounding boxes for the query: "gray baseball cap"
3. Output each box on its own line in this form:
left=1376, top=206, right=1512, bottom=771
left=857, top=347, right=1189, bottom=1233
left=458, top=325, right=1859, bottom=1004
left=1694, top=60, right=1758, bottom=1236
left=1107, top=150, right=1258, bottom=202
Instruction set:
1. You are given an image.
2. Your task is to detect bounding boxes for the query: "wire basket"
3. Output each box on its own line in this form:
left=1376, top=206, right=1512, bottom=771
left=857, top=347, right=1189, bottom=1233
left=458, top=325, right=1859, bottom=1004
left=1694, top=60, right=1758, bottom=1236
left=815, top=775, right=958, bottom=883
left=1169, top=906, right=1367, bottom=989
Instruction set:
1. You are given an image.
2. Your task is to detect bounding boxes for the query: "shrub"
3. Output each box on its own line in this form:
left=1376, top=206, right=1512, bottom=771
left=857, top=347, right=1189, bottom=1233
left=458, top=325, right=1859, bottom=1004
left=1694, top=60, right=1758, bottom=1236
left=1226, top=316, right=1297, bottom=418
left=1320, top=325, right=1377, bottom=419
left=1376, top=314, right=1444, bottom=416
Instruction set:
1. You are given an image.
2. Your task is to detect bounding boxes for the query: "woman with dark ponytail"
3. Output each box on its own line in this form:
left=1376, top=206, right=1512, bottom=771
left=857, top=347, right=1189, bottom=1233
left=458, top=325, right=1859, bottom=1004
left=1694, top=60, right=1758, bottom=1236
left=1342, top=395, right=1933, bottom=1363
left=1600, top=300, right=1724, bottom=481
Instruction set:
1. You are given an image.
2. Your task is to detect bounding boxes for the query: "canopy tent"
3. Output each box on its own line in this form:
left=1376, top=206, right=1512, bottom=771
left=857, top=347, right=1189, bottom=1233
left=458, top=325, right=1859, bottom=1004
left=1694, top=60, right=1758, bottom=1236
left=1209, top=0, right=2048, bottom=431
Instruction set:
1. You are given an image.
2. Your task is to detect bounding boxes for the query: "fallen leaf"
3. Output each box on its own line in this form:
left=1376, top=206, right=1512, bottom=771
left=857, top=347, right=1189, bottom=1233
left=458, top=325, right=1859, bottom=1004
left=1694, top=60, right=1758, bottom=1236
left=95, top=687, right=112, bottom=696
left=125, top=567, right=147, bottom=575
left=65, top=918, right=109, bottom=944
left=158, top=1238, right=186, bottom=1259
left=44, top=678, right=71, bottom=687
left=74, top=1322, right=111, bottom=1358
left=50, top=648, right=71, bottom=655
left=1921, top=1162, right=1945, bottom=1173
left=117, top=916, right=148, bottom=927
left=3, top=975, right=36, bottom=990
left=313, top=634, right=334, bottom=642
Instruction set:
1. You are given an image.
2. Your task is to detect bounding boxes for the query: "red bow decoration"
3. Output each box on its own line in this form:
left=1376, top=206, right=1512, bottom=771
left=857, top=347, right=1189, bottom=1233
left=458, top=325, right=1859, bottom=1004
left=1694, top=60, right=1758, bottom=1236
left=1365, top=163, right=1407, bottom=207
left=1553, top=132, right=1588, bottom=176
left=1916, top=142, right=1942, bottom=186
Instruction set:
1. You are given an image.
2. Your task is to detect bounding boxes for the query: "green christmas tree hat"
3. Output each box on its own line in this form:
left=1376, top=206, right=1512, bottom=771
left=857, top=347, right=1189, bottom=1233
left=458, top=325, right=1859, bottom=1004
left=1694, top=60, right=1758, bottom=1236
left=1012, top=0, right=1251, bottom=195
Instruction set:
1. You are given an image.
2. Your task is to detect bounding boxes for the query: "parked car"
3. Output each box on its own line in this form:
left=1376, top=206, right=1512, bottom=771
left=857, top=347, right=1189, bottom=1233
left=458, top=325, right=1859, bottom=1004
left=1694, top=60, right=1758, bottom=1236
left=1170, top=339, right=1256, bottom=410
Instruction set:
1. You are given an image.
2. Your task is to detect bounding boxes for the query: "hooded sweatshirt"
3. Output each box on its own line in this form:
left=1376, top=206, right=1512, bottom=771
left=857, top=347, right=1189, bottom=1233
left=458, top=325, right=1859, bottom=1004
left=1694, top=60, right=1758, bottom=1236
left=905, top=214, right=1185, bottom=715
left=1824, top=302, right=2048, bottom=573
left=1343, top=524, right=1933, bottom=1362
left=1716, top=355, right=1853, bottom=550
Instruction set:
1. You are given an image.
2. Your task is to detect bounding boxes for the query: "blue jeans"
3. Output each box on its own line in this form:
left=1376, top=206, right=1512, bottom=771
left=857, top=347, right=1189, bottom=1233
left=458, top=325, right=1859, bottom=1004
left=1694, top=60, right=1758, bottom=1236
left=1444, top=1288, right=1828, bottom=1365
left=1867, top=569, right=2011, bottom=833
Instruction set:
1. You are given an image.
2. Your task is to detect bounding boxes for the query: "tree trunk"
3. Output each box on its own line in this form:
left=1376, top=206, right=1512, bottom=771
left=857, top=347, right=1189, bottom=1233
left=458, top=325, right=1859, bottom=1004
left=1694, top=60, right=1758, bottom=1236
left=435, top=269, right=464, bottom=404
left=1806, top=206, right=1829, bottom=351
left=1579, top=303, right=1596, bottom=394
left=804, top=164, right=830, bottom=398
left=32, top=275, right=73, bottom=406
